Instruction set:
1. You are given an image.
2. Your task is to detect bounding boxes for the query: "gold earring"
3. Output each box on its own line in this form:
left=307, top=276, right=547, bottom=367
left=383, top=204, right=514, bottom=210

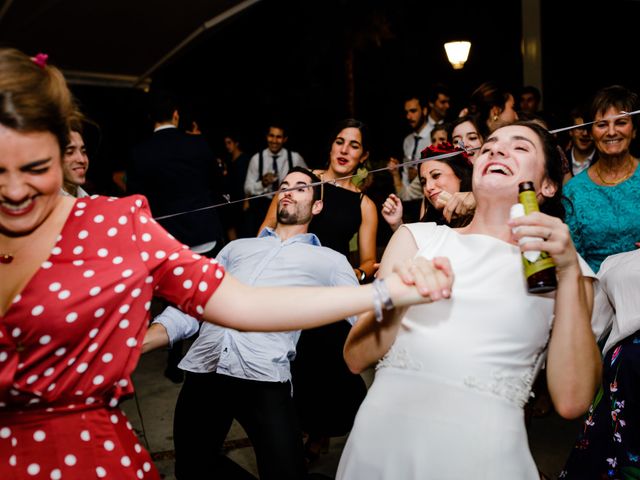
left=492, top=115, right=499, bottom=122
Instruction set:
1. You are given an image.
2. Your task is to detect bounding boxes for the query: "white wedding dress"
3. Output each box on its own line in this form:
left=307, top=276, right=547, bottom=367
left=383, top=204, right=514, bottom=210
left=337, top=223, right=595, bottom=479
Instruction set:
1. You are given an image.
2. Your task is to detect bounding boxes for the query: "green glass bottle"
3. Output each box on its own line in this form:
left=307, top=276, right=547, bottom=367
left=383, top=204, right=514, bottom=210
left=517, top=181, right=557, bottom=294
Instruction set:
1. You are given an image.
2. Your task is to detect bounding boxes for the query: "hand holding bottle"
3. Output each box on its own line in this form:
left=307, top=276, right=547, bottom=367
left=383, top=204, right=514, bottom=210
left=508, top=211, right=580, bottom=277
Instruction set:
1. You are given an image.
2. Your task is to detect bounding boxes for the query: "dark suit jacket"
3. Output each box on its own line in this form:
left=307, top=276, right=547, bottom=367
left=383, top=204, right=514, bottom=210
left=564, top=146, right=599, bottom=177
left=127, top=128, right=223, bottom=248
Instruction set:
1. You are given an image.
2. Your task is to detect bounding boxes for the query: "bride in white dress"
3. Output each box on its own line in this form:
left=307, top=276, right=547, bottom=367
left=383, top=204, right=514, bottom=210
left=337, top=122, right=605, bottom=479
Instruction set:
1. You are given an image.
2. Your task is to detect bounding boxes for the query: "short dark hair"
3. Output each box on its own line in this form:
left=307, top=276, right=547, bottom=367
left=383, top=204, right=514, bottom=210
left=404, top=93, right=427, bottom=108
left=428, top=84, right=450, bottom=104
left=150, top=89, right=177, bottom=123
left=448, top=115, right=484, bottom=143
left=589, top=85, right=639, bottom=129
left=430, top=123, right=449, bottom=141
left=568, top=105, right=588, bottom=123
left=520, top=85, right=541, bottom=102
left=283, top=166, right=322, bottom=201
left=267, top=122, right=288, bottom=137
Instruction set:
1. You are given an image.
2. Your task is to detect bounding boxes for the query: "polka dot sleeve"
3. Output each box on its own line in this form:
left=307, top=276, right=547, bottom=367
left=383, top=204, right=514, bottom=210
left=128, top=195, right=225, bottom=318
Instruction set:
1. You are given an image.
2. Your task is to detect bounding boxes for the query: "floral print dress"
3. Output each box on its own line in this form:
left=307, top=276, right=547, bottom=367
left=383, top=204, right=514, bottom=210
left=560, top=330, right=640, bottom=479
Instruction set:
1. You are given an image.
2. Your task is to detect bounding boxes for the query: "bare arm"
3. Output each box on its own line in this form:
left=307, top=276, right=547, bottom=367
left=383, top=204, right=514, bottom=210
left=142, top=323, right=170, bottom=354
left=357, top=195, right=378, bottom=278
left=511, top=212, right=600, bottom=419
left=547, top=269, right=599, bottom=418
left=202, top=266, right=444, bottom=332
left=344, top=227, right=453, bottom=373
left=142, top=306, right=201, bottom=353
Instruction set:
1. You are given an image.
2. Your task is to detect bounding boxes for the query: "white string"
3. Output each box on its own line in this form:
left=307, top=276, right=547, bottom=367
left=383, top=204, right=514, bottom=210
left=154, top=150, right=463, bottom=220
left=154, top=109, right=640, bottom=221
left=549, top=109, right=640, bottom=134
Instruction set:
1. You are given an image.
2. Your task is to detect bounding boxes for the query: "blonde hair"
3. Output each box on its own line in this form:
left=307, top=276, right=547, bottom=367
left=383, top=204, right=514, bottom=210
left=0, top=48, right=76, bottom=152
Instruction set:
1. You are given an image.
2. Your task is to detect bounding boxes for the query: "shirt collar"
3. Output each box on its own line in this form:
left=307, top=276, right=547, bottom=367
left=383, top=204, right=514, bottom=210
left=60, top=186, right=90, bottom=198
left=426, top=115, right=442, bottom=128
left=571, top=147, right=596, bottom=167
left=416, top=123, right=431, bottom=138
left=258, top=226, right=321, bottom=246
left=154, top=124, right=177, bottom=133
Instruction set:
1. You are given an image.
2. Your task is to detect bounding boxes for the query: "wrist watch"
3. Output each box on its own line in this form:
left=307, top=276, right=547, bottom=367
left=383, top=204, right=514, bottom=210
left=357, top=268, right=366, bottom=283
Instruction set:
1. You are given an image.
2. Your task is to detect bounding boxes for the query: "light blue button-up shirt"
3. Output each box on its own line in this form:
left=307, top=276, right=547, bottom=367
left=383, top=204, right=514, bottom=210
left=155, top=228, right=358, bottom=384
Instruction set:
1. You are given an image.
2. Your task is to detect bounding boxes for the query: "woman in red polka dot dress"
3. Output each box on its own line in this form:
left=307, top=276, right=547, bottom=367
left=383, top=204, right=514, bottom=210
left=0, top=49, right=452, bottom=479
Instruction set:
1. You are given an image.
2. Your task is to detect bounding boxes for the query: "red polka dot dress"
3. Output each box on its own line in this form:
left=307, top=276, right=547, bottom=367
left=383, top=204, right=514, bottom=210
left=0, top=195, right=225, bottom=479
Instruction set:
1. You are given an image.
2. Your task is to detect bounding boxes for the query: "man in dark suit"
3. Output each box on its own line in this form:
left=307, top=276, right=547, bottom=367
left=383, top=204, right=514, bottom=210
left=127, top=91, right=224, bottom=252
left=127, top=91, right=224, bottom=382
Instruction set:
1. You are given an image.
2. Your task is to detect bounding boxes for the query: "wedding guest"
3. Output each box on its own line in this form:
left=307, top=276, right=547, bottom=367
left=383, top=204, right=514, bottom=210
left=560, top=249, right=640, bottom=479
left=337, top=122, right=603, bottom=479
left=564, top=85, right=640, bottom=272
left=0, top=48, right=448, bottom=480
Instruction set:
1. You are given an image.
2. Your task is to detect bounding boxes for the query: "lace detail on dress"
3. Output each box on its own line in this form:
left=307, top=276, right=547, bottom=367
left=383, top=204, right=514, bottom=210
left=464, top=338, right=549, bottom=408
left=376, top=344, right=423, bottom=371
left=463, top=370, right=535, bottom=407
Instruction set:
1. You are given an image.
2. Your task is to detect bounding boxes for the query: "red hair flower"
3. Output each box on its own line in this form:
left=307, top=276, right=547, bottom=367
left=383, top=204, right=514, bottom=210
left=420, top=142, right=471, bottom=165
left=31, top=53, right=48, bottom=69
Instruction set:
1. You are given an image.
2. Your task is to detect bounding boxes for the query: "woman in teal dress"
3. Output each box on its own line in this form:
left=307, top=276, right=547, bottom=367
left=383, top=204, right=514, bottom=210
left=563, top=85, right=640, bottom=273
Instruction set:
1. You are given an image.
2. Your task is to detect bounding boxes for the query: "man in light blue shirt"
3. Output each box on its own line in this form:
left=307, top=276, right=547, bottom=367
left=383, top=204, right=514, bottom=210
left=152, top=167, right=358, bottom=480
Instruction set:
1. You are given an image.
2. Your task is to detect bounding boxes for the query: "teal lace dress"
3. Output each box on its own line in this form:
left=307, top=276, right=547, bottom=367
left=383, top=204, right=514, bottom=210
left=563, top=166, right=640, bottom=272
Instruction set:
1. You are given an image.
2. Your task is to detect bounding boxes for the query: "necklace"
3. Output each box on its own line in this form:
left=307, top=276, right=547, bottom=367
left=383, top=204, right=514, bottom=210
left=594, top=159, right=636, bottom=186
left=0, top=238, right=32, bottom=264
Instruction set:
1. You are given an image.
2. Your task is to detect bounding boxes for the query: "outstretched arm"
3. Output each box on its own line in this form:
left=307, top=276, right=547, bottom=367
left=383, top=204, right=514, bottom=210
left=201, top=251, right=449, bottom=333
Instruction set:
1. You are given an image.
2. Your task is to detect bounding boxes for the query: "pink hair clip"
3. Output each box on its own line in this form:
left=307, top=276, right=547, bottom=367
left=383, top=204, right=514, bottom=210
left=31, top=53, right=48, bottom=69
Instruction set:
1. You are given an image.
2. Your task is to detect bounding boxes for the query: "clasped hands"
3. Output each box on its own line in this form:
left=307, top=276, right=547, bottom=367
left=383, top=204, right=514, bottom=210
left=385, top=256, right=454, bottom=308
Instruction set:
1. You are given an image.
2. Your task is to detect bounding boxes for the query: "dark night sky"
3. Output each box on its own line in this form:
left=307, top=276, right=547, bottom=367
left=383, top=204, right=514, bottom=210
left=69, top=0, right=640, bottom=194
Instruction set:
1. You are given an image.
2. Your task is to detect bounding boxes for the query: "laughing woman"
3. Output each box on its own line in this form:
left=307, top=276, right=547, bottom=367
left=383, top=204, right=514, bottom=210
left=337, top=122, right=603, bottom=479
left=0, top=49, right=446, bottom=480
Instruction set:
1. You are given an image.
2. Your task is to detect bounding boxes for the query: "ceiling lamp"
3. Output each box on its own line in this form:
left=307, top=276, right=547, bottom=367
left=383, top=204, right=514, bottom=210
left=444, top=41, right=471, bottom=70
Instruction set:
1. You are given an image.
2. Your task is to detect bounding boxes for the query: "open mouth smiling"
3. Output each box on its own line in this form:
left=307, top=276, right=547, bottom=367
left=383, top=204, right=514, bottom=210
left=483, top=162, right=513, bottom=176
left=1, top=197, right=35, bottom=216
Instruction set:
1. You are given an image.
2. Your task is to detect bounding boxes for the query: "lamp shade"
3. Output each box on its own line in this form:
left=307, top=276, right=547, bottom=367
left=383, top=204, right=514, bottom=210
left=444, top=41, right=471, bottom=70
